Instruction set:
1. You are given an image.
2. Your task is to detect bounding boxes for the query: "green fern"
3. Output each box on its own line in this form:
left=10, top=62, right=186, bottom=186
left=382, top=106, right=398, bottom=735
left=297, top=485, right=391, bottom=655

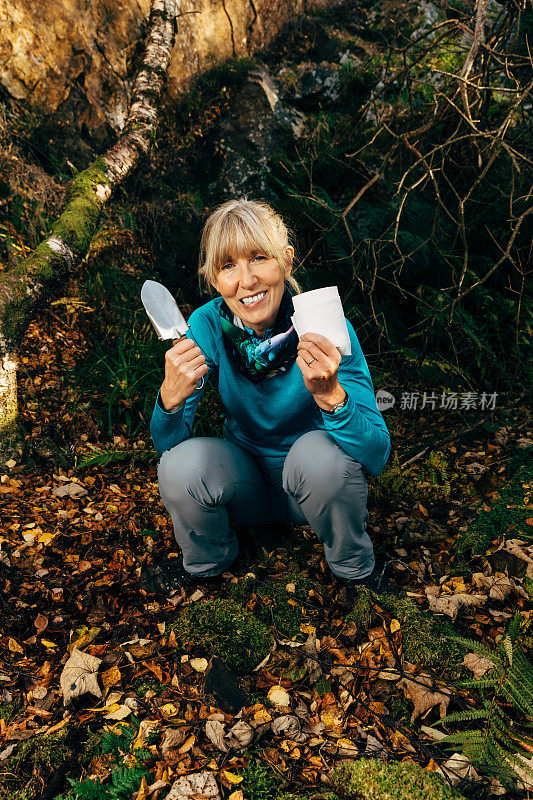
left=66, top=720, right=151, bottom=800
left=434, top=618, right=533, bottom=788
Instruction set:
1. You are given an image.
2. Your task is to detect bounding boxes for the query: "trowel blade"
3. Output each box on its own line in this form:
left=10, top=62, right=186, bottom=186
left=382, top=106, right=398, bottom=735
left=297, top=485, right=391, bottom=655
left=141, top=280, right=189, bottom=341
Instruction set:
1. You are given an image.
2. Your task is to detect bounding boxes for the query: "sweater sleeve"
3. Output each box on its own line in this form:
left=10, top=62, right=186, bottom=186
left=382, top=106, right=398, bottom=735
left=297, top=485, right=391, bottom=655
left=149, top=305, right=218, bottom=455
left=319, top=320, right=391, bottom=477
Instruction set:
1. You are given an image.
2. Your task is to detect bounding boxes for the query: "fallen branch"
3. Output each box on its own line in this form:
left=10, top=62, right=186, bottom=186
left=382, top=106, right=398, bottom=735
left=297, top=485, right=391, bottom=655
left=0, top=0, right=178, bottom=448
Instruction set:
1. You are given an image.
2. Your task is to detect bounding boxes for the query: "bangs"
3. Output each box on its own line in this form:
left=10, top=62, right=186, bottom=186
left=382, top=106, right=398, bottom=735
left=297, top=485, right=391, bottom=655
left=213, top=213, right=279, bottom=268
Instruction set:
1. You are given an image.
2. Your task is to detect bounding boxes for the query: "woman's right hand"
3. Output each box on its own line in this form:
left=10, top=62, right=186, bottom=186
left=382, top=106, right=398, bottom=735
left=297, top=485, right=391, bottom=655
left=160, top=338, right=208, bottom=412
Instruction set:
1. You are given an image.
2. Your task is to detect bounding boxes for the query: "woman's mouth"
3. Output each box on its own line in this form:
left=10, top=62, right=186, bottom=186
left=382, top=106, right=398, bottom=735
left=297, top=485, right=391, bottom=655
left=240, top=291, right=267, bottom=309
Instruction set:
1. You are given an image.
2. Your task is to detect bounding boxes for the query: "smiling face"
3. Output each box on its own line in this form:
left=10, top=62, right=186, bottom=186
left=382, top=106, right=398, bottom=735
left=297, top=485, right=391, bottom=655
left=211, top=247, right=294, bottom=335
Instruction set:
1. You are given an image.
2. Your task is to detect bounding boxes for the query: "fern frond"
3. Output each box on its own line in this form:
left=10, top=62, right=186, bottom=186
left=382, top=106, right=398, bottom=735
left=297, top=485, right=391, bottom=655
left=440, top=730, right=485, bottom=745
left=458, top=677, right=500, bottom=689
left=436, top=708, right=489, bottom=725
left=67, top=777, right=104, bottom=800
left=447, top=635, right=504, bottom=664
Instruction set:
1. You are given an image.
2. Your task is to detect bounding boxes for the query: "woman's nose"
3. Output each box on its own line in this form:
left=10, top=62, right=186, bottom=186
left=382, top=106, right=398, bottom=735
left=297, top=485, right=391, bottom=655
left=238, top=261, right=258, bottom=289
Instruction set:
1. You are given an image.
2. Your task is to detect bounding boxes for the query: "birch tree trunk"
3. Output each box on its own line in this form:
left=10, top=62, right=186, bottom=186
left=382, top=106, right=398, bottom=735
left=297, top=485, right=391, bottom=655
left=0, top=0, right=178, bottom=454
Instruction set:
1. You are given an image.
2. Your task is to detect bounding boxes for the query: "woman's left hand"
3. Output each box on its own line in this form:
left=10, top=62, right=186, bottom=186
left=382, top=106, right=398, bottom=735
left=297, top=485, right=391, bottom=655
left=296, top=333, right=347, bottom=411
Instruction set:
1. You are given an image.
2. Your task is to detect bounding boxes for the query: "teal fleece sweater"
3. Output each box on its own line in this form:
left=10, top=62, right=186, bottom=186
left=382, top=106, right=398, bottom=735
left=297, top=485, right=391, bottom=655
left=150, top=296, right=391, bottom=476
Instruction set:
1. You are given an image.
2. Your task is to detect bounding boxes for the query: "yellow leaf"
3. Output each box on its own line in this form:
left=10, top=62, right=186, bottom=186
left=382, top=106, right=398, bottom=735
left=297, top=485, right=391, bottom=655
left=101, top=666, right=121, bottom=689
left=104, top=704, right=131, bottom=721
left=8, top=638, right=23, bottom=654
left=41, top=639, right=58, bottom=649
left=223, top=771, right=243, bottom=785
left=190, top=657, right=209, bottom=673
left=300, top=624, right=316, bottom=635
left=390, top=619, right=401, bottom=634
left=37, top=530, right=57, bottom=546
left=178, top=734, right=196, bottom=753
left=136, top=777, right=149, bottom=800
left=229, top=791, right=244, bottom=800
left=337, top=738, right=358, bottom=751
left=159, top=703, right=181, bottom=717
left=45, top=716, right=70, bottom=736
left=253, top=706, right=272, bottom=723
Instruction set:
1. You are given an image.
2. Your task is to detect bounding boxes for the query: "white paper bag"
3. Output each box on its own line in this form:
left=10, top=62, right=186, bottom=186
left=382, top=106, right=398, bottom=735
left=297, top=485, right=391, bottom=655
left=291, top=286, right=351, bottom=356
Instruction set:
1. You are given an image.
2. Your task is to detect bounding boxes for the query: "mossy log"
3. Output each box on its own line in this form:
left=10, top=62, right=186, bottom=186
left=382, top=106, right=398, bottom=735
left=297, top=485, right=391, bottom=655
left=0, top=0, right=178, bottom=452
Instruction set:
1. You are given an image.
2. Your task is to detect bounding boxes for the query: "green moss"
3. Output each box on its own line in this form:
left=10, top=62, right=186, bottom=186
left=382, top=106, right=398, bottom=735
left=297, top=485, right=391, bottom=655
left=345, top=586, right=377, bottom=633
left=456, top=456, right=533, bottom=559
left=382, top=593, right=463, bottom=669
left=132, top=678, right=165, bottom=697
left=227, top=574, right=321, bottom=638
left=327, top=759, right=466, bottom=800
left=0, top=701, right=21, bottom=723
left=171, top=598, right=274, bottom=675
left=370, top=452, right=416, bottom=505
left=0, top=729, right=73, bottom=800
left=239, top=755, right=303, bottom=800
left=345, top=592, right=463, bottom=670
left=345, top=589, right=460, bottom=667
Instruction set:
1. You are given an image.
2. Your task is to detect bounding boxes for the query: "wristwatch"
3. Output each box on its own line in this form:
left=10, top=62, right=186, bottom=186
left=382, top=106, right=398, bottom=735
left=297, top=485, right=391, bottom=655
left=322, top=393, right=349, bottom=415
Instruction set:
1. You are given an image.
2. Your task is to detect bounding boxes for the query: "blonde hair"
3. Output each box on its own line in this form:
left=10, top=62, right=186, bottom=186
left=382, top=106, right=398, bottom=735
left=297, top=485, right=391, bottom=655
left=198, top=198, right=301, bottom=295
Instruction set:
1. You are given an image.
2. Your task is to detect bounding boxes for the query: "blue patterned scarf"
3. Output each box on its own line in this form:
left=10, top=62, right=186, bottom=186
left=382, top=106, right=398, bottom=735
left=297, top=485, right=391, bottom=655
left=219, top=289, right=298, bottom=382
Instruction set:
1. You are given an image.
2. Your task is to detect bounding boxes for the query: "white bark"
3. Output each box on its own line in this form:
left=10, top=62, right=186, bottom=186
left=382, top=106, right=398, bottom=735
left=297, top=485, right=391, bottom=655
left=0, top=352, right=18, bottom=438
left=0, top=0, right=178, bottom=449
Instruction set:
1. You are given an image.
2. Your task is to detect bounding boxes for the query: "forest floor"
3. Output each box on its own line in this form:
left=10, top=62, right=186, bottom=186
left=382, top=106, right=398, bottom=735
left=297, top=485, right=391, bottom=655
left=0, top=296, right=531, bottom=800
left=1, top=0, right=532, bottom=797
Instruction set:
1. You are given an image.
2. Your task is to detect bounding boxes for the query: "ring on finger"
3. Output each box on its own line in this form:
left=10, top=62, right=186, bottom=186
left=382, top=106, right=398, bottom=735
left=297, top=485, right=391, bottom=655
left=307, top=357, right=316, bottom=364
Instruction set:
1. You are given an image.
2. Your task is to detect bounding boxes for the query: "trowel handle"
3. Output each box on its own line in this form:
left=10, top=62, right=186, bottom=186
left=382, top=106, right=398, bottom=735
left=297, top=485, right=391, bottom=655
left=172, top=334, right=205, bottom=391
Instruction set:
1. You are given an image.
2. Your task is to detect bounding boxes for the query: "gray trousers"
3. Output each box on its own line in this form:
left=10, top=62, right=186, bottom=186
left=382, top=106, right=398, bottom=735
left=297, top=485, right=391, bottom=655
left=157, top=430, right=374, bottom=581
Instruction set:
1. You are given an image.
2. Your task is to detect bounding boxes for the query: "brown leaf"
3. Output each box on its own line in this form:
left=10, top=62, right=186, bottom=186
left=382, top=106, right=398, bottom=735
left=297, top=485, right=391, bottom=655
left=462, top=653, right=495, bottom=679
left=60, top=648, right=102, bottom=706
left=165, top=771, right=220, bottom=800
left=34, top=614, right=48, bottom=634
left=52, top=482, right=88, bottom=498
left=426, top=590, right=486, bottom=621
left=398, top=672, right=452, bottom=724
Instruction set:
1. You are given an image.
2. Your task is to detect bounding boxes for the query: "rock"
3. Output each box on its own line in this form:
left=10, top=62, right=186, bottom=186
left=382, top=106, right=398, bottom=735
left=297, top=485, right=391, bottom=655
left=283, top=61, right=342, bottom=108
left=204, top=657, right=251, bottom=714
left=0, top=0, right=326, bottom=138
left=218, top=67, right=305, bottom=198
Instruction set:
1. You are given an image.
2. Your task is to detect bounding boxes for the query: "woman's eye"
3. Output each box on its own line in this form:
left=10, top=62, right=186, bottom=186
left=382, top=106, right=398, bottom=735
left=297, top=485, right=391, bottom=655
left=221, top=263, right=233, bottom=270
left=253, top=255, right=266, bottom=262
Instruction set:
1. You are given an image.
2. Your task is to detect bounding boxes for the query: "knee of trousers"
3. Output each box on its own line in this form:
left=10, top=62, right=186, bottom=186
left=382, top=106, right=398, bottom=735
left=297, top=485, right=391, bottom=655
left=282, top=429, right=366, bottom=505
left=157, top=438, right=235, bottom=508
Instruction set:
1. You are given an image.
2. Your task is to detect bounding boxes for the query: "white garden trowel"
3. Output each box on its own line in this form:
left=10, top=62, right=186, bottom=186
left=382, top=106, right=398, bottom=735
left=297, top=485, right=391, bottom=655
left=141, top=280, right=205, bottom=389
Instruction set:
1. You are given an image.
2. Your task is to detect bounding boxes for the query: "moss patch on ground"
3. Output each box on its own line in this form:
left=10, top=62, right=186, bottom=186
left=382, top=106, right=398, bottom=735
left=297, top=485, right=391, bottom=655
left=171, top=598, right=274, bottom=675
left=346, top=591, right=463, bottom=670
left=0, top=729, right=73, bottom=800
left=327, top=758, right=466, bottom=800
left=456, top=451, right=533, bottom=559
left=227, top=573, right=322, bottom=638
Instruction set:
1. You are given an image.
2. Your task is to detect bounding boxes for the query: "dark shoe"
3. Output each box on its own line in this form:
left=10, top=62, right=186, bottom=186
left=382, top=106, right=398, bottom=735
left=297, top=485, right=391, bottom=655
left=140, top=557, right=223, bottom=595
left=240, top=524, right=293, bottom=562
left=338, top=556, right=399, bottom=598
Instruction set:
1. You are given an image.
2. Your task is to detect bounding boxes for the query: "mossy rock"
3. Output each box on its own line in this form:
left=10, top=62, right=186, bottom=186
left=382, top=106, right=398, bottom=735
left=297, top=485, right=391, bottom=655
left=0, top=728, right=73, bottom=800
left=172, top=598, right=274, bottom=675
left=227, top=573, right=322, bottom=638
left=327, top=759, right=466, bottom=800
left=346, top=592, right=464, bottom=670
left=383, top=594, right=464, bottom=670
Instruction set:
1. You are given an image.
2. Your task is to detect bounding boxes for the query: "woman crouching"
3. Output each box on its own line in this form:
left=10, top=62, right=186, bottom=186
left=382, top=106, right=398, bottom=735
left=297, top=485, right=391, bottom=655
left=147, top=199, right=391, bottom=594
